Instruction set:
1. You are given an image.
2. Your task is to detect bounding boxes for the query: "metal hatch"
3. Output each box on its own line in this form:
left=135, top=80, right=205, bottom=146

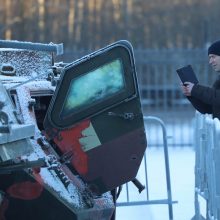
left=44, top=40, right=147, bottom=194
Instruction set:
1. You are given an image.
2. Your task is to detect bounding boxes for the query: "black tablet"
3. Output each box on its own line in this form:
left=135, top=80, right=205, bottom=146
left=176, top=65, right=199, bottom=85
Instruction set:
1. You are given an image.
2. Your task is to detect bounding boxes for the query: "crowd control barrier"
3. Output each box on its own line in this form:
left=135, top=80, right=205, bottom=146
left=117, top=116, right=177, bottom=220
left=192, top=112, right=220, bottom=220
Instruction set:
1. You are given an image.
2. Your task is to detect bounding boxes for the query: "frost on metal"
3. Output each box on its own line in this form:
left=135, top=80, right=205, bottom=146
left=0, top=40, right=63, bottom=55
left=0, top=41, right=115, bottom=220
left=0, top=49, right=52, bottom=77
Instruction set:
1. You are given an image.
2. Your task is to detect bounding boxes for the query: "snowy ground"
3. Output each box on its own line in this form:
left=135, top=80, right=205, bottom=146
left=115, top=113, right=201, bottom=220
left=116, top=147, right=196, bottom=220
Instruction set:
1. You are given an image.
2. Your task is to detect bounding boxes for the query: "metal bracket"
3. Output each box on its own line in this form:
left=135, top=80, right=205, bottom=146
left=108, top=112, right=135, bottom=120
left=0, top=124, right=35, bottom=145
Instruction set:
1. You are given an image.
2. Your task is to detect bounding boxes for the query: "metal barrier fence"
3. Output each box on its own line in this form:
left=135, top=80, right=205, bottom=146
left=143, top=109, right=195, bottom=147
left=192, top=112, right=220, bottom=220
left=135, top=49, right=212, bottom=147
left=134, top=49, right=213, bottom=111
left=117, top=116, right=177, bottom=220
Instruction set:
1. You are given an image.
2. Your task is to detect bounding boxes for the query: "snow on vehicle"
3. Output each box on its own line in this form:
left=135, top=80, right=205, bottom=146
left=0, top=40, right=147, bottom=220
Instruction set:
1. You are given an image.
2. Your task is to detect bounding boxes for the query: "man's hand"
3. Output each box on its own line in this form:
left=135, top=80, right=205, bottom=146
left=180, top=82, right=194, bottom=96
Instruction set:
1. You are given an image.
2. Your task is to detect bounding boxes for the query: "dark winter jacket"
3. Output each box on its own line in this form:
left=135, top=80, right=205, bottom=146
left=188, top=75, right=220, bottom=120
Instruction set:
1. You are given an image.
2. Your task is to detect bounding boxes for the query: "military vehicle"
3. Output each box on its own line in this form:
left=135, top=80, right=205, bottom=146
left=0, top=39, right=147, bottom=220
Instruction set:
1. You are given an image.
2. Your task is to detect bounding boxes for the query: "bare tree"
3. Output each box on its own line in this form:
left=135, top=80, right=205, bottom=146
left=0, top=0, right=220, bottom=49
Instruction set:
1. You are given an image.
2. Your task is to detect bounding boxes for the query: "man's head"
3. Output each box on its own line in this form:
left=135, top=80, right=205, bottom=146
left=208, top=40, right=220, bottom=72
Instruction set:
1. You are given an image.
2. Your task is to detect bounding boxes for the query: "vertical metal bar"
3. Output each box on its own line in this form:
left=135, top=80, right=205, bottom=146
left=126, top=182, right=130, bottom=202
left=144, top=152, right=149, bottom=200
left=144, top=116, right=174, bottom=220
left=162, top=64, right=167, bottom=112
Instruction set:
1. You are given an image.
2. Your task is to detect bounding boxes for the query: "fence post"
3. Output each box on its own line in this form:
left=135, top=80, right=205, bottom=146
left=193, top=113, right=220, bottom=220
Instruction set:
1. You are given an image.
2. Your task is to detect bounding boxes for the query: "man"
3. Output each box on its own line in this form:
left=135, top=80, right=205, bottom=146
left=181, top=40, right=220, bottom=119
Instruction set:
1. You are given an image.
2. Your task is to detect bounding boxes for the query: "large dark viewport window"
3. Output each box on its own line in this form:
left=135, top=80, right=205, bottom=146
left=61, top=59, right=125, bottom=119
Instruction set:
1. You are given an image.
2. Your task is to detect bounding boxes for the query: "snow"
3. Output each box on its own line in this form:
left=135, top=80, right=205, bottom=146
left=0, top=49, right=51, bottom=77
left=39, top=167, right=82, bottom=208
left=0, top=49, right=88, bottom=210
left=116, top=147, right=196, bottom=220
left=15, top=85, right=86, bottom=208
left=116, top=115, right=200, bottom=220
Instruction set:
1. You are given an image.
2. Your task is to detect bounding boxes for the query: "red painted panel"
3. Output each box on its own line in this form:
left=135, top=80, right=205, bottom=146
left=53, top=120, right=90, bottom=175
left=7, top=181, right=43, bottom=200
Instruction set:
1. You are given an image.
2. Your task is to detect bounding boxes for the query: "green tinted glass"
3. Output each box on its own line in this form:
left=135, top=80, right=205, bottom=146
left=61, top=59, right=125, bottom=118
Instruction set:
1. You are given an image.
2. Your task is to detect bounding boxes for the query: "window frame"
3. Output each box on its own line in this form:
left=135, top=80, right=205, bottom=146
left=47, top=41, right=138, bottom=129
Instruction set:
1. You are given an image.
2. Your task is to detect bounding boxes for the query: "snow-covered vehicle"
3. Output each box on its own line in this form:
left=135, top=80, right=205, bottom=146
left=0, top=40, right=147, bottom=220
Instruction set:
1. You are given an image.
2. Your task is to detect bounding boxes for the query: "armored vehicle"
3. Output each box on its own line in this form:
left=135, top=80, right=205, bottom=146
left=0, top=40, right=147, bottom=220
